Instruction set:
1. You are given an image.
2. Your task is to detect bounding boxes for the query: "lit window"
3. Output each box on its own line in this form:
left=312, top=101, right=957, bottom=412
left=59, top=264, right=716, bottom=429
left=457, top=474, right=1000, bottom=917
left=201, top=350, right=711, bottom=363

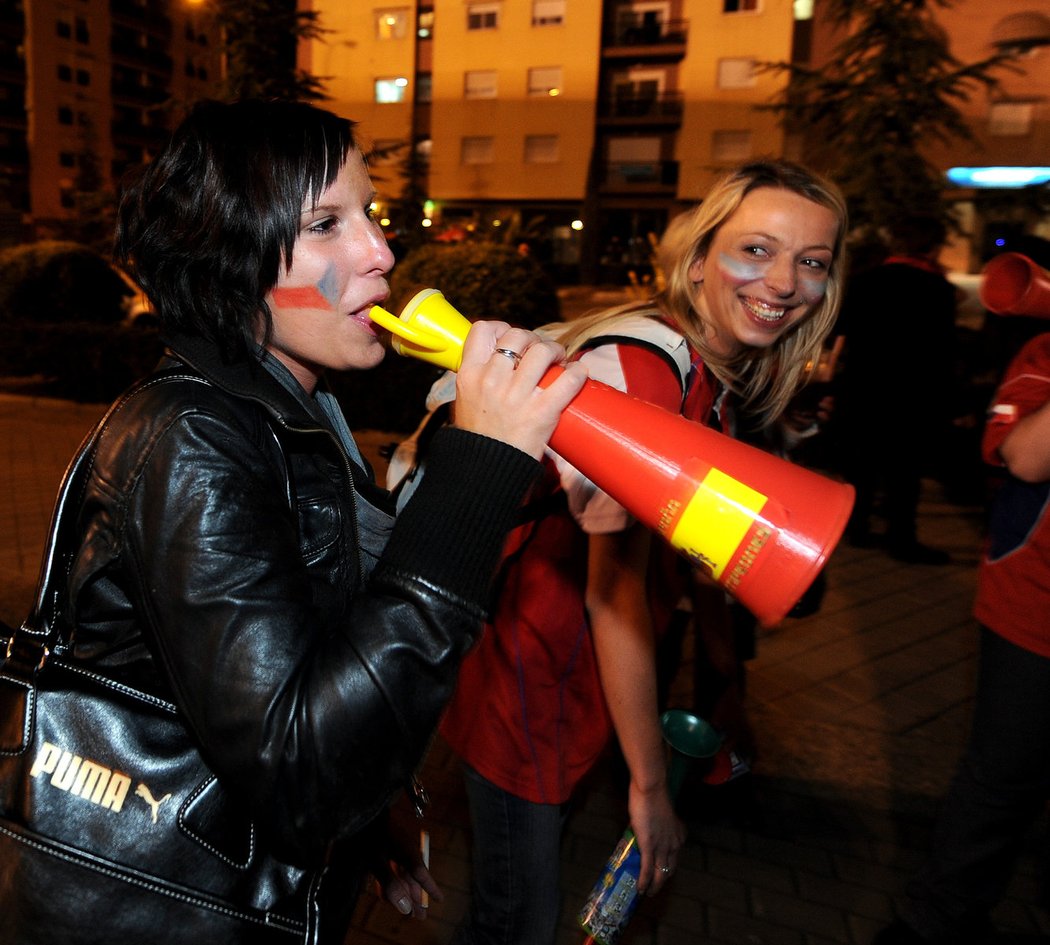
left=375, top=77, right=409, bottom=103
left=376, top=9, right=409, bottom=40
left=467, top=3, right=500, bottom=30
left=723, top=0, right=759, bottom=11
left=418, top=10, right=435, bottom=38
left=528, top=66, right=562, bottom=97
left=462, top=136, right=495, bottom=164
left=465, top=70, right=498, bottom=99
left=712, top=130, right=752, bottom=162
left=988, top=102, right=1033, bottom=136
left=525, top=135, right=559, bottom=163
left=532, top=0, right=564, bottom=26
left=717, top=58, right=755, bottom=89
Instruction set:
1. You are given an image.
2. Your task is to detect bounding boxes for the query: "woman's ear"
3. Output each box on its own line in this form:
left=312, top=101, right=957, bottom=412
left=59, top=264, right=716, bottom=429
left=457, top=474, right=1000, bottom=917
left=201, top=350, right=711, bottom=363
left=687, top=255, right=705, bottom=284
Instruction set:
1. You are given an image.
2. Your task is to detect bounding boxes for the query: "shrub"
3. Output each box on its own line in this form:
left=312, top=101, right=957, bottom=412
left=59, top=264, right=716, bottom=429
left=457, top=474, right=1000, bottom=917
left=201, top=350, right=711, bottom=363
left=388, top=242, right=561, bottom=330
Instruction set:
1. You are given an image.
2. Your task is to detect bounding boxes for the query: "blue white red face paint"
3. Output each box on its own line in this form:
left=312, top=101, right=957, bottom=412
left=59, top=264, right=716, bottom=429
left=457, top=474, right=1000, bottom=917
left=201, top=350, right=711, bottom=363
left=270, top=263, right=342, bottom=310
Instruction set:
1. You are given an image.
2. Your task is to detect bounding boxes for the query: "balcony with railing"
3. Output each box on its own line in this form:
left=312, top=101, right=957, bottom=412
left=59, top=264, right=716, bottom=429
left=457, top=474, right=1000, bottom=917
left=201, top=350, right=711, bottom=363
left=603, top=15, right=688, bottom=57
left=597, top=90, right=683, bottom=125
left=598, top=159, right=679, bottom=193
left=110, top=38, right=173, bottom=75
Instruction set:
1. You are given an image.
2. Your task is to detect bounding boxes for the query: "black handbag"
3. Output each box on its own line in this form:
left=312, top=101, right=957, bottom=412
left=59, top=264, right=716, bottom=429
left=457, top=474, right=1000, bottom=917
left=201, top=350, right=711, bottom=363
left=0, top=386, right=318, bottom=944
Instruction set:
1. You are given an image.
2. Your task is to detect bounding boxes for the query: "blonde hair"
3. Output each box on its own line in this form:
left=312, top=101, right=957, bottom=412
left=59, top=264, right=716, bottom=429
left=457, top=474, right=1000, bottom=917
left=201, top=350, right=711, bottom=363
left=554, top=160, right=848, bottom=426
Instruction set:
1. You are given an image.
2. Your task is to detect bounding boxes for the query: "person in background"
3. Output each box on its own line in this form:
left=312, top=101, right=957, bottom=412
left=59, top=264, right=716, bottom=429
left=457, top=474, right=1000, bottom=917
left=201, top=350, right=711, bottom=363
left=403, top=160, right=849, bottom=945
left=837, top=215, right=959, bottom=564
left=875, top=321, right=1050, bottom=944
left=1, top=98, right=586, bottom=945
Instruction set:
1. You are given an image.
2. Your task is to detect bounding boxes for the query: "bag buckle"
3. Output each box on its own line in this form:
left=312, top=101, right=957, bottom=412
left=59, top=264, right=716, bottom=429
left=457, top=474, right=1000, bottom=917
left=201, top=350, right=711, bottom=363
left=3, top=623, right=50, bottom=677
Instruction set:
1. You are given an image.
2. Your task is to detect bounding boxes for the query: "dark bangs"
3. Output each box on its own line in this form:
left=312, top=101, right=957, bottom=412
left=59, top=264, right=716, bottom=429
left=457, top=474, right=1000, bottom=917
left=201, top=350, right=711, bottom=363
left=116, top=100, right=357, bottom=363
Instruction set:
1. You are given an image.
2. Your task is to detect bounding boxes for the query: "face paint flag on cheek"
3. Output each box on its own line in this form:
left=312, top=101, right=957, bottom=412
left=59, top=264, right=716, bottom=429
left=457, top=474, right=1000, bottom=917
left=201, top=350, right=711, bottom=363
left=271, top=266, right=342, bottom=311
left=271, top=286, right=334, bottom=309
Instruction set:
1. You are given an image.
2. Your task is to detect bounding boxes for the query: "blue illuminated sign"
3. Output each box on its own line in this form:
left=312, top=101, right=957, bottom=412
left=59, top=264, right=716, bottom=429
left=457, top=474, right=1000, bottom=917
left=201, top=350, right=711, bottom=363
left=947, top=167, right=1050, bottom=188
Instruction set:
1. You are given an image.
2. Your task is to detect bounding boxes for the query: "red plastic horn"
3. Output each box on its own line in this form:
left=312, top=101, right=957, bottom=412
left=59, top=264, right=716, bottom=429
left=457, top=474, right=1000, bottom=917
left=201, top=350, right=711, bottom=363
left=980, top=252, right=1050, bottom=318
left=371, top=290, right=855, bottom=627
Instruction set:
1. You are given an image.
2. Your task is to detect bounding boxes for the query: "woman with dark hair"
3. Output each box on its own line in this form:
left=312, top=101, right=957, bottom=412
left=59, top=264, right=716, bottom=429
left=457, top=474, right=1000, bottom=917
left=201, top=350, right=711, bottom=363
left=0, top=99, right=585, bottom=944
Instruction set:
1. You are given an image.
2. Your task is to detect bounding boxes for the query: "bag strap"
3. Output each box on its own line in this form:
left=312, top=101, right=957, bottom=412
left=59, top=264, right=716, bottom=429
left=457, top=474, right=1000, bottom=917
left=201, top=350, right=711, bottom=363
left=5, top=373, right=212, bottom=673
left=576, top=319, right=691, bottom=407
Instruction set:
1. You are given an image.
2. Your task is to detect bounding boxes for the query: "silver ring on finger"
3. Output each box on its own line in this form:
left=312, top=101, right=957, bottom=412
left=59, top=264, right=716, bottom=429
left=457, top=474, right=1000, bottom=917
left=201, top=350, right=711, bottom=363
left=494, top=347, right=522, bottom=367
left=658, top=866, right=671, bottom=874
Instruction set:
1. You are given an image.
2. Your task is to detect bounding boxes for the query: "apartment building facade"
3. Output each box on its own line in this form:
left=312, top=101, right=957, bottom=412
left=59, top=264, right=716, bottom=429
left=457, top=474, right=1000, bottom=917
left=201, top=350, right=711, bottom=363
left=3, top=0, right=223, bottom=243
left=5, top=1, right=1046, bottom=271
left=305, top=0, right=798, bottom=279
left=306, top=0, right=1049, bottom=276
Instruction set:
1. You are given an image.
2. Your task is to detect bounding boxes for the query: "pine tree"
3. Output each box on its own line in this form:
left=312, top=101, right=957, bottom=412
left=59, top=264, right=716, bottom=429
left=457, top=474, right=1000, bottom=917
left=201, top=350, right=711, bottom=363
left=214, top=0, right=329, bottom=102
left=764, top=0, right=1017, bottom=242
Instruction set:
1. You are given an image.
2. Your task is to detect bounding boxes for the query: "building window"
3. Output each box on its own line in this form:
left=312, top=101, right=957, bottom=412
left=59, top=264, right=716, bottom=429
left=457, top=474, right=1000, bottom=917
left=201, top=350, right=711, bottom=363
left=59, top=151, right=76, bottom=168
left=58, top=64, right=72, bottom=82
left=467, top=3, right=500, bottom=30
left=76, top=69, right=90, bottom=86
left=75, top=17, right=89, bottom=43
left=56, top=18, right=72, bottom=39
left=532, top=0, right=564, bottom=26
left=723, top=0, right=759, bottom=11
left=717, top=58, right=755, bottom=89
left=58, top=106, right=74, bottom=125
left=374, top=77, right=409, bottom=103
left=462, top=136, right=495, bottom=164
left=988, top=102, right=1033, bottom=136
left=712, top=129, right=753, bottom=162
left=464, top=70, right=498, bottom=99
left=528, top=66, right=562, bottom=97
left=416, top=73, right=432, bottom=103
left=418, top=10, right=435, bottom=38
left=60, top=188, right=76, bottom=209
left=524, top=134, right=559, bottom=163
left=376, top=9, right=409, bottom=39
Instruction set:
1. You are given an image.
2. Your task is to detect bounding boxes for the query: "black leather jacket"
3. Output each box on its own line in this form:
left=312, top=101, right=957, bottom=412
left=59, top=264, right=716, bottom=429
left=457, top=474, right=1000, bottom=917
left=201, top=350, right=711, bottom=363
left=62, top=333, right=540, bottom=940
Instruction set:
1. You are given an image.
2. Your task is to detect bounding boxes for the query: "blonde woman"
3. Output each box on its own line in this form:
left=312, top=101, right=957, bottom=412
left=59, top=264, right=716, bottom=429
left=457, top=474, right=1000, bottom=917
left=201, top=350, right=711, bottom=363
left=414, top=160, right=848, bottom=945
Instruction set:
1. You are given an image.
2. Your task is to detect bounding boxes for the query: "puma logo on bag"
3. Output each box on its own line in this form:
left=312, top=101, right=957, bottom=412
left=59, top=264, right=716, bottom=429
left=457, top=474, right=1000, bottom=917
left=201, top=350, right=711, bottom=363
left=134, top=783, right=172, bottom=823
left=30, top=741, right=170, bottom=823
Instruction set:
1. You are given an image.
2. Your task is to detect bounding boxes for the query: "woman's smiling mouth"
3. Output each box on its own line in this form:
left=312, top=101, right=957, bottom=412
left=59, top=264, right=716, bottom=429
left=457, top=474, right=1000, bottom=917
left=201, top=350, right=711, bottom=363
left=741, top=296, right=794, bottom=322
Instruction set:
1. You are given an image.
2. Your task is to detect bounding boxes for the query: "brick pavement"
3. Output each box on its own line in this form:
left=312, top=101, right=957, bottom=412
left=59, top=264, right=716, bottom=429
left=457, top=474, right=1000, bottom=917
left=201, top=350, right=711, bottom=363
left=1, top=391, right=1047, bottom=945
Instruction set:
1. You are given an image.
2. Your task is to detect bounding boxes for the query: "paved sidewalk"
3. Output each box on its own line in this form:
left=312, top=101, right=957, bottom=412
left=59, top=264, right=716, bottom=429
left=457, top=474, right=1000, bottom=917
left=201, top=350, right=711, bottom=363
left=1, top=392, right=1047, bottom=945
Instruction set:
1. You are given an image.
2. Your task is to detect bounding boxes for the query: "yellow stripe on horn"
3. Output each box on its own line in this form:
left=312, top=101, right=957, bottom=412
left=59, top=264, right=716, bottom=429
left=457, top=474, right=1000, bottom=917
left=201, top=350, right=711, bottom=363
left=670, top=468, right=767, bottom=578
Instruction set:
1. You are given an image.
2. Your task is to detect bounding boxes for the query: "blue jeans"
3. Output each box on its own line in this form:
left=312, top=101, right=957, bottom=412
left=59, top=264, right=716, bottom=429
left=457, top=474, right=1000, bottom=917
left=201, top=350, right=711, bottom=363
left=452, top=765, right=570, bottom=945
left=900, top=626, right=1050, bottom=940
